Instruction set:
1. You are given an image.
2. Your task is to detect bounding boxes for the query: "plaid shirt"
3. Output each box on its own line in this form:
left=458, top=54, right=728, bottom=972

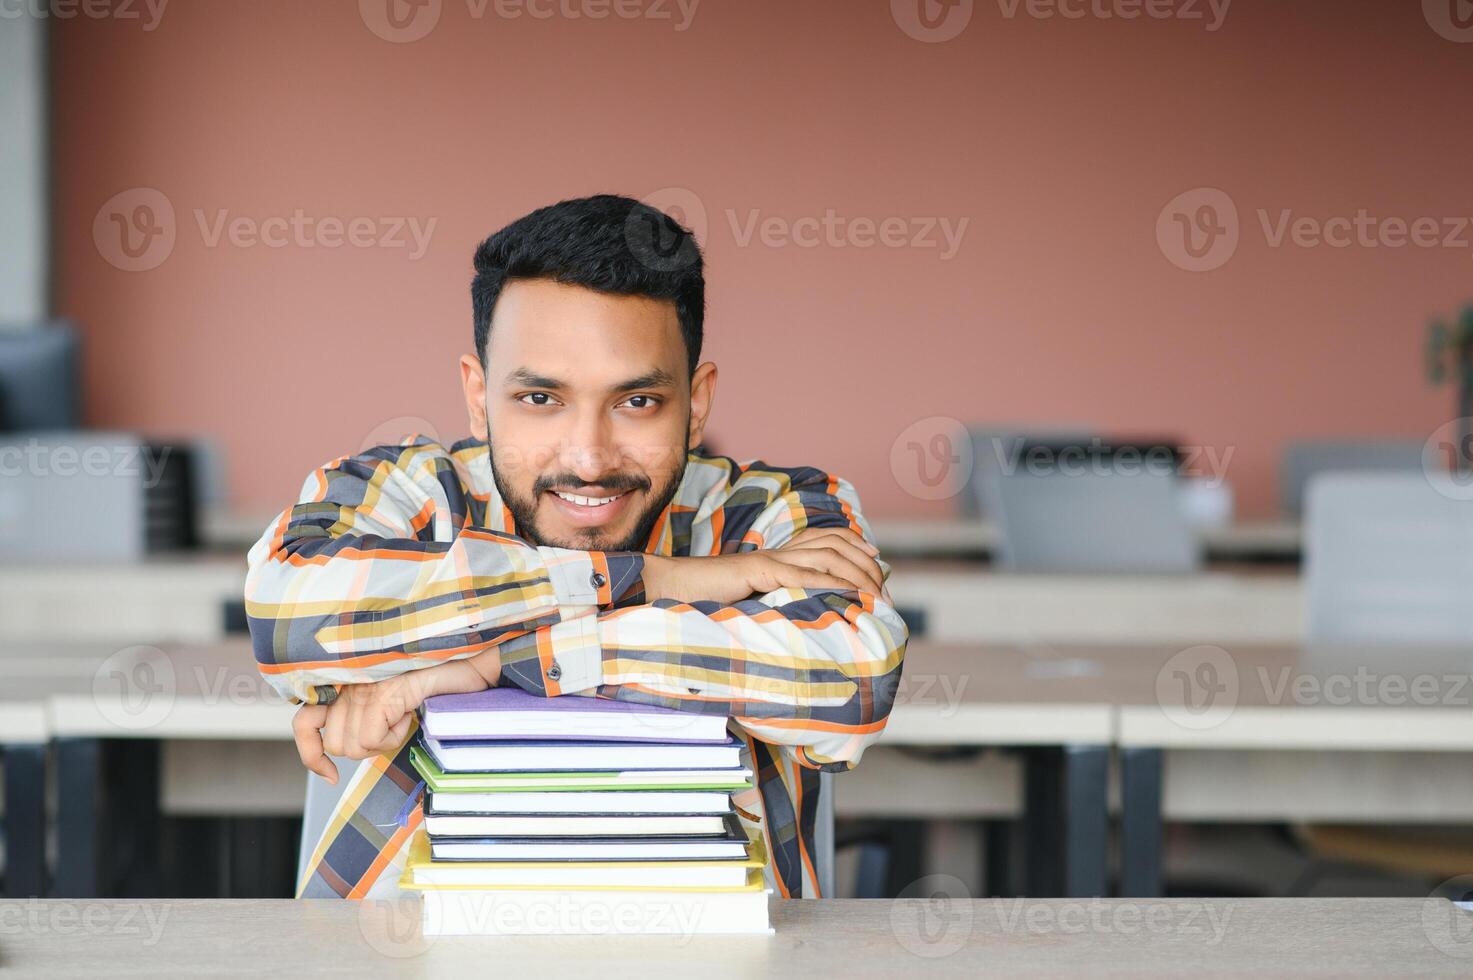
left=245, top=436, right=908, bottom=900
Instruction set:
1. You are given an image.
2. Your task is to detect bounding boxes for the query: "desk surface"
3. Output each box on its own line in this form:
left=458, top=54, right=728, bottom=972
left=870, top=517, right=1302, bottom=561
left=0, top=897, right=1466, bottom=978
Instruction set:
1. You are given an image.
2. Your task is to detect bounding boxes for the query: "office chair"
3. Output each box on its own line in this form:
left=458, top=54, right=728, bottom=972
left=1279, top=440, right=1423, bottom=519
left=1292, top=472, right=1473, bottom=893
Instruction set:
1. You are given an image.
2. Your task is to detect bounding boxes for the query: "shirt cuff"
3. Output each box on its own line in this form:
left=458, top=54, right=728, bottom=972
left=498, top=615, right=604, bottom=697
left=537, top=547, right=645, bottom=609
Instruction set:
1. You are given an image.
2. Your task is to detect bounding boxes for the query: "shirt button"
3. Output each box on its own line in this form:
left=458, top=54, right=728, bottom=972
left=590, top=571, right=607, bottom=589
left=546, top=662, right=562, bottom=681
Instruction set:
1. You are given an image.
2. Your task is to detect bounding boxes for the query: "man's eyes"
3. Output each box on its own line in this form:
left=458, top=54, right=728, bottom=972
left=513, top=393, right=661, bottom=410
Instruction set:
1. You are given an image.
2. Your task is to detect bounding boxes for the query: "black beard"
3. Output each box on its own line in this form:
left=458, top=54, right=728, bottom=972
left=490, top=448, right=688, bottom=553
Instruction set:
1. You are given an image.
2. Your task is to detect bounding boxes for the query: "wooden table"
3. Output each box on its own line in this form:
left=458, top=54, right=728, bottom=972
left=0, top=897, right=1468, bottom=977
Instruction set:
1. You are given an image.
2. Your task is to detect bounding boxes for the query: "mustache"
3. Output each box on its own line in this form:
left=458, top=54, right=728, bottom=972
left=533, top=472, right=651, bottom=495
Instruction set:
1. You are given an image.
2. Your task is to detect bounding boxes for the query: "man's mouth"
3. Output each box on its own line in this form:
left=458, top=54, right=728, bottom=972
left=551, top=490, right=628, bottom=509
left=543, top=487, right=638, bottom=528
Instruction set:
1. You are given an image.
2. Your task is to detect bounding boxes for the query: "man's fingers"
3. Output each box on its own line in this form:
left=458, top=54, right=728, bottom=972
left=292, top=704, right=338, bottom=785
left=381, top=713, right=414, bottom=751
left=785, top=527, right=879, bottom=557
left=759, top=553, right=866, bottom=595
left=320, top=699, right=347, bottom=759
left=773, top=547, right=881, bottom=595
left=780, top=537, right=883, bottom=593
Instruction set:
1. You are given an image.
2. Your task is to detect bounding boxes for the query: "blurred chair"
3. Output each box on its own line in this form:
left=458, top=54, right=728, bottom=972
left=297, top=756, right=838, bottom=898
left=988, top=441, right=1201, bottom=573
left=1304, top=472, right=1473, bottom=645
left=1280, top=440, right=1422, bottom=518
left=958, top=427, right=1095, bottom=519
left=1292, top=472, right=1473, bottom=893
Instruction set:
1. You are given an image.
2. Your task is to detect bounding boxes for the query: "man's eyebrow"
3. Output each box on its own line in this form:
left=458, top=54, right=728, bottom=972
left=612, top=369, right=678, bottom=392
left=504, top=368, right=565, bottom=388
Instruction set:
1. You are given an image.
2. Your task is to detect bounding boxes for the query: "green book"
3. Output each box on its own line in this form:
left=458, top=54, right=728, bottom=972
left=409, top=745, right=753, bottom=793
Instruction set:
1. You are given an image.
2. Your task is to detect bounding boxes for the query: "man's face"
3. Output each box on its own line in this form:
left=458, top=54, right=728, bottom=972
left=460, top=279, right=715, bottom=552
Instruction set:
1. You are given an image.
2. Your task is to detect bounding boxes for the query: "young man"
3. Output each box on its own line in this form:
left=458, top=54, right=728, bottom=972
left=245, top=194, right=909, bottom=900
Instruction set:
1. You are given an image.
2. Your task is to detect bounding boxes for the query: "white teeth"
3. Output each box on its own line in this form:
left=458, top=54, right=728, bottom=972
left=554, top=490, right=623, bottom=507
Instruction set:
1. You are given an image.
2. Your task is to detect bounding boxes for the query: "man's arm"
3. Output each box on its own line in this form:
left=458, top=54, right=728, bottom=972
left=493, top=468, right=909, bottom=772
left=243, top=439, right=643, bottom=705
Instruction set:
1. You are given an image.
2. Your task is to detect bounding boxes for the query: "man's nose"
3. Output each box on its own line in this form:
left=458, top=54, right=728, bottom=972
left=557, top=410, right=618, bottom=480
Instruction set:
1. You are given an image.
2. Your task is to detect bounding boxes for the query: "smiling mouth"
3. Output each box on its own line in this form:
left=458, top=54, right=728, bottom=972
left=550, top=490, right=629, bottom=509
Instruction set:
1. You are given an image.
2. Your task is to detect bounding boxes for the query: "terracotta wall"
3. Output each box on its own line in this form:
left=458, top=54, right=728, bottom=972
left=51, top=0, right=1473, bottom=518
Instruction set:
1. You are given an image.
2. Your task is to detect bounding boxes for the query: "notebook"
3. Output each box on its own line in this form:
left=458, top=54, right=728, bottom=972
left=409, top=744, right=752, bottom=792
left=414, top=877, right=773, bottom=936
left=422, top=687, right=731, bottom=743
left=422, top=807, right=732, bottom=838
left=422, top=735, right=745, bottom=773
left=429, top=813, right=751, bottom=862
left=402, top=830, right=762, bottom=889
left=425, top=788, right=733, bottom=815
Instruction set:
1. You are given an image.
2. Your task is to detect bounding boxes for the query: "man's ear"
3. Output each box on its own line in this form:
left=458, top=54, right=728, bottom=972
left=459, top=354, right=489, bottom=441
left=687, top=361, right=718, bottom=448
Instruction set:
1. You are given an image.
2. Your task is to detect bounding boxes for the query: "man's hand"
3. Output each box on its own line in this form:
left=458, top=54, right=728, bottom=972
left=641, top=526, right=884, bottom=604
left=292, top=647, right=503, bottom=783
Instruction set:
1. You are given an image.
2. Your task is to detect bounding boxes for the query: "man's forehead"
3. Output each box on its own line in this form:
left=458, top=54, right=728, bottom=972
left=487, top=280, right=687, bottom=387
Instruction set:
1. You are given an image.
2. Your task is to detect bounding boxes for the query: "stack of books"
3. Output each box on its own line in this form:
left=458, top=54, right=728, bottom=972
left=399, top=687, right=772, bottom=936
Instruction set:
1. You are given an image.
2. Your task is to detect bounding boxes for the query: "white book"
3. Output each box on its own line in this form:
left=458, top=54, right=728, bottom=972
left=423, top=736, right=744, bottom=773
left=418, top=886, right=773, bottom=936
left=410, top=862, right=754, bottom=889
left=423, top=812, right=731, bottom=838
left=427, top=789, right=732, bottom=815
left=431, top=838, right=751, bottom=862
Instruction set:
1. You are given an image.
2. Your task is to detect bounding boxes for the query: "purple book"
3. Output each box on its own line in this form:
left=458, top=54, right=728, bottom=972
left=422, top=687, right=732, bottom=743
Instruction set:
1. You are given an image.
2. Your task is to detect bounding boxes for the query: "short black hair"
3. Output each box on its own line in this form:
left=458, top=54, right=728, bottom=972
left=471, top=194, right=705, bottom=375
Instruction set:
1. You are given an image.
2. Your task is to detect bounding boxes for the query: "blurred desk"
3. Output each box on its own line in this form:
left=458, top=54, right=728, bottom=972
left=0, top=554, right=245, bottom=644
left=886, top=565, right=1303, bottom=645
left=0, top=897, right=1466, bottom=977
left=870, top=517, right=1302, bottom=562
left=1095, top=643, right=1473, bottom=898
